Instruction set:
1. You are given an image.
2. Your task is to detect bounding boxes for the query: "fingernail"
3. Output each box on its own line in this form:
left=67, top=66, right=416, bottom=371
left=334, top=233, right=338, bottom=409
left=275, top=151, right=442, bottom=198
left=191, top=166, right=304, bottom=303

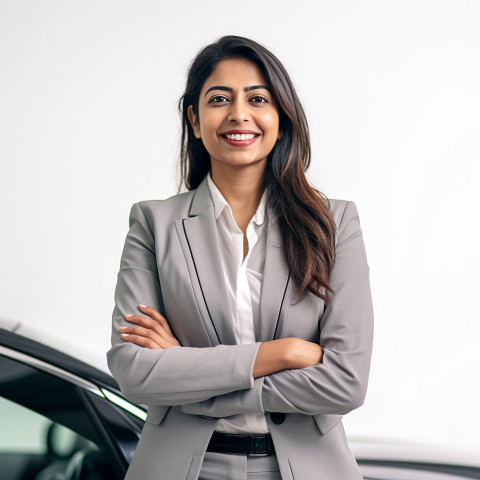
left=120, top=327, right=126, bottom=331
left=124, top=314, right=133, bottom=318
left=121, top=333, right=130, bottom=337
left=139, top=304, right=147, bottom=308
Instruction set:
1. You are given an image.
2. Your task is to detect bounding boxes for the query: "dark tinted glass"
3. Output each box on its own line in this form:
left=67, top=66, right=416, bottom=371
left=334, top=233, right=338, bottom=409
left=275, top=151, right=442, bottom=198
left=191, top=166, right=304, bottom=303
left=0, top=355, right=101, bottom=444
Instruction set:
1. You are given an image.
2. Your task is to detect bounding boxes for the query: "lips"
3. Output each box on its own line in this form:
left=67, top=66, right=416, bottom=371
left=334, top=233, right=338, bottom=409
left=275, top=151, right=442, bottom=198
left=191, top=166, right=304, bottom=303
left=221, top=130, right=260, bottom=146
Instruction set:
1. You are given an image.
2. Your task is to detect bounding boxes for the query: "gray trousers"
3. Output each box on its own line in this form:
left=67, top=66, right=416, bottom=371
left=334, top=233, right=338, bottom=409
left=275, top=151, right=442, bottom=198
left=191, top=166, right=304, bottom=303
left=199, top=452, right=282, bottom=480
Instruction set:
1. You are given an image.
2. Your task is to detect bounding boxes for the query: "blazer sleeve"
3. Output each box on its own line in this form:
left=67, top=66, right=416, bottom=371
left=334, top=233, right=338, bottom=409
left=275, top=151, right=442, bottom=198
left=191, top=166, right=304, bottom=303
left=107, top=202, right=261, bottom=407
left=181, top=201, right=374, bottom=417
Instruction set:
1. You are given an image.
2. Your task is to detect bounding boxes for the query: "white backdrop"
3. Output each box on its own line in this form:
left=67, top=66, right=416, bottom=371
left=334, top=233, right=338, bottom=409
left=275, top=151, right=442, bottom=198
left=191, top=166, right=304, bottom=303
left=1, top=0, right=479, bottom=452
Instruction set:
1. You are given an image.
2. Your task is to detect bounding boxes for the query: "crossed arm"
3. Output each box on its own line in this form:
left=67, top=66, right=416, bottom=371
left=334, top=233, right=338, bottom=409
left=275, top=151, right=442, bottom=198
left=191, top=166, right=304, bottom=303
left=108, top=200, right=373, bottom=417
left=120, top=304, right=323, bottom=378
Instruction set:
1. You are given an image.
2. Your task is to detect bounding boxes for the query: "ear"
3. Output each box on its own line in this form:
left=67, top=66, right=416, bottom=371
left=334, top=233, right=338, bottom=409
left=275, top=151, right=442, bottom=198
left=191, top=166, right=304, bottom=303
left=187, top=105, right=201, bottom=139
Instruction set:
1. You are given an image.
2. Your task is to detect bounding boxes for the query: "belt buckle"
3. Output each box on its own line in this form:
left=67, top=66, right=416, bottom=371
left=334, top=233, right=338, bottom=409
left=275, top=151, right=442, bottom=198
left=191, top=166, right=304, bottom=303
left=249, top=435, right=271, bottom=457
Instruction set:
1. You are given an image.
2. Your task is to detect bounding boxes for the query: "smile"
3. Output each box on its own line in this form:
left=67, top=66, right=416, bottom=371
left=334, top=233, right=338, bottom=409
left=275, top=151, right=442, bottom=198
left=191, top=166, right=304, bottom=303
left=224, top=133, right=256, bottom=140
left=221, top=130, right=260, bottom=147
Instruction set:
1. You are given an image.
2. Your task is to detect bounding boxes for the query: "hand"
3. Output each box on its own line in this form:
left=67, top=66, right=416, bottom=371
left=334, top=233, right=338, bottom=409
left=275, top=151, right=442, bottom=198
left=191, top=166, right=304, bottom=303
left=120, top=304, right=181, bottom=349
left=283, top=337, right=323, bottom=369
left=252, top=338, right=323, bottom=378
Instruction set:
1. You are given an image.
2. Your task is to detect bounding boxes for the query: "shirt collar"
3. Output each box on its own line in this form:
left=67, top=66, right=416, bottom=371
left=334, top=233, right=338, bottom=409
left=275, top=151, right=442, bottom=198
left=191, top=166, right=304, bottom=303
left=207, top=173, right=266, bottom=226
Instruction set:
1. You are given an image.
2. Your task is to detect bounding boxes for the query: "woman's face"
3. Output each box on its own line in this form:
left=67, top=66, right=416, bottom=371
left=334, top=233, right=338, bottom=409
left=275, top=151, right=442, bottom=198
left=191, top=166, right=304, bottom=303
left=188, top=58, right=280, bottom=175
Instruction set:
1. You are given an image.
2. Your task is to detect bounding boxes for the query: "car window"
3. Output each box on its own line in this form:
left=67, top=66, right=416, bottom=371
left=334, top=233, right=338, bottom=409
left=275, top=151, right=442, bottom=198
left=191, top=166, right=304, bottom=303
left=0, top=353, right=120, bottom=480
left=0, top=397, right=51, bottom=454
left=0, top=396, right=95, bottom=480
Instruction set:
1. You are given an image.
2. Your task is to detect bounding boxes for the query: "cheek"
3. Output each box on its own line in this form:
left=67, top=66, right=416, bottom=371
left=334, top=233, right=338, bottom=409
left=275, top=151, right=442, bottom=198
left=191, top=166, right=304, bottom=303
left=198, top=114, right=221, bottom=139
left=262, top=112, right=280, bottom=132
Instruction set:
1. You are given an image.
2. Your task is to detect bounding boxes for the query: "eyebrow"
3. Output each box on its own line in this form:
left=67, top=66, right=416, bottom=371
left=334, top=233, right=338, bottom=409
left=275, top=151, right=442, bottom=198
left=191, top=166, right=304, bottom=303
left=204, top=84, right=270, bottom=96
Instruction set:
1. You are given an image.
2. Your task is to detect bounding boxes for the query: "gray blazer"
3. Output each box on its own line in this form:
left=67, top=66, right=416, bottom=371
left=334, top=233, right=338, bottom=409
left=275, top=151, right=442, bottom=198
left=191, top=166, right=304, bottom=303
left=107, top=177, right=374, bottom=480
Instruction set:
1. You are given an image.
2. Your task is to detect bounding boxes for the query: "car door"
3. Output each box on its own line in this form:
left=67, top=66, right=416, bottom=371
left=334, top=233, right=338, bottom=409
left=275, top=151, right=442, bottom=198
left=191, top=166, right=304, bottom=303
left=0, top=346, right=143, bottom=480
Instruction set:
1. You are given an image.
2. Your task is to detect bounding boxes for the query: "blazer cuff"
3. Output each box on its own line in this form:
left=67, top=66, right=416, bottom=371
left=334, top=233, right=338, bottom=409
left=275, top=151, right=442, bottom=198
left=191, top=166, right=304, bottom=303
left=181, top=376, right=265, bottom=418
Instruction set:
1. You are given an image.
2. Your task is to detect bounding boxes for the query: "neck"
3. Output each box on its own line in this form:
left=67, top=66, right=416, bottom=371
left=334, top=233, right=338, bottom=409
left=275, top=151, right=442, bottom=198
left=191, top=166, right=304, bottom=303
left=211, top=163, right=265, bottom=233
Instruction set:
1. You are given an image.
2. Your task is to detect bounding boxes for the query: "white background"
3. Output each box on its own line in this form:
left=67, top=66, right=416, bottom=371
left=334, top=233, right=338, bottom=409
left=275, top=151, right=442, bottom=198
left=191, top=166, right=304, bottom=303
left=1, top=0, right=479, bottom=452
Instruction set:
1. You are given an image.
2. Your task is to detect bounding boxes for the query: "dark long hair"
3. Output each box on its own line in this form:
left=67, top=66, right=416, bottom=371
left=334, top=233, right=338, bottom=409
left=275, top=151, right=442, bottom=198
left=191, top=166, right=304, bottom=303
left=179, top=36, right=336, bottom=301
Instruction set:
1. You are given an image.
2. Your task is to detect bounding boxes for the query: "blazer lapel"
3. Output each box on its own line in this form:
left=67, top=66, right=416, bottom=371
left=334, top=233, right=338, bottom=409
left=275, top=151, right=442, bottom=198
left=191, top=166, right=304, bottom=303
left=176, top=178, right=238, bottom=346
left=258, top=215, right=292, bottom=342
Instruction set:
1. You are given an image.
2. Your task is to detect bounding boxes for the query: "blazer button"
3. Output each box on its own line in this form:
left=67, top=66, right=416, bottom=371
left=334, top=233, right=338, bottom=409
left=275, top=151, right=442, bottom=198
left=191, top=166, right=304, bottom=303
left=270, top=412, right=285, bottom=425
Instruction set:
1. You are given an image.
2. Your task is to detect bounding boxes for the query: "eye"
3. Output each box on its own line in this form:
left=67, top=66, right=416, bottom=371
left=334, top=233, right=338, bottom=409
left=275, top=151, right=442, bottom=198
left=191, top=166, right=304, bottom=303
left=208, top=95, right=230, bottom=104
left=249, top=95, right=268, bottom=104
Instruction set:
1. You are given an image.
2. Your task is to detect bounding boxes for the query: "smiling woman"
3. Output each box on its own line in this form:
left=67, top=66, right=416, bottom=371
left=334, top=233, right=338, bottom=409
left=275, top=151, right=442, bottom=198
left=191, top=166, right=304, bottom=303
left=107, top=35, right=373, bottom=480
left=188, top=58, right=280, bottom=176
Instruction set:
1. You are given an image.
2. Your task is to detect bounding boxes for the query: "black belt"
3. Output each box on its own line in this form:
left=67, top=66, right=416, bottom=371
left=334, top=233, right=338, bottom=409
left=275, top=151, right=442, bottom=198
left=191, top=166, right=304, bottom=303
left=207, top=432, right=275, bottom=456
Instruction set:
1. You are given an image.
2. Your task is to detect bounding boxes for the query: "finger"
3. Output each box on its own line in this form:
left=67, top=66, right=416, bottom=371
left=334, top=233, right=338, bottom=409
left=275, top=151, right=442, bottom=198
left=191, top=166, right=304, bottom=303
left=121, top=328, right=179, bottom=349
left=137, top=304, right=170, bottom=329
left=120, top=324, right=163, bottom=342
left=125, top=314, right=160, bottom=330
left=125, top=314, right=174, bottom=343
left=137, top=304, right=175, bottom=336
left=120, top=333, right=162, bottom=349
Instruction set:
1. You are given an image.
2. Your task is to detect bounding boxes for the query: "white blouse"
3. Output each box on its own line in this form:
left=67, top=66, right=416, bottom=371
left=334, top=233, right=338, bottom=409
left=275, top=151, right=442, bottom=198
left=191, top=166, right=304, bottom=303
left=207, top=174, right=269, bottom=434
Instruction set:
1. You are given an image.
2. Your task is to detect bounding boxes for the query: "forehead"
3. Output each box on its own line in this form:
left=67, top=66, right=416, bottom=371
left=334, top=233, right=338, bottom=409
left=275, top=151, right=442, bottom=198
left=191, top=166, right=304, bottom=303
left=201, top=58, right=267, bottom=92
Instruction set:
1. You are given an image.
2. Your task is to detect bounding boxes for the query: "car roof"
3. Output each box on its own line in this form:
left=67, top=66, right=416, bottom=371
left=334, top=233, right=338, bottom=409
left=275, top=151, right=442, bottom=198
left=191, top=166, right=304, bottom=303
left=0, top=326, right=118, bottom=391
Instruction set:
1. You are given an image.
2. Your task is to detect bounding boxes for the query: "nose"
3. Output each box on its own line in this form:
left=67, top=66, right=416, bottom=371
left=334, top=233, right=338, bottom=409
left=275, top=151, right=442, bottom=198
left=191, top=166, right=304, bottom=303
left=227, top=100, right=250, bottom=123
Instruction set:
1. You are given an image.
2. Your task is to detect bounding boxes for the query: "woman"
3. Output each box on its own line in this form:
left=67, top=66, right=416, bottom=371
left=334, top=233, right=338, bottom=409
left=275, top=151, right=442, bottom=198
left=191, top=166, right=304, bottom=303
left=107, top=35, right=373, bottom=480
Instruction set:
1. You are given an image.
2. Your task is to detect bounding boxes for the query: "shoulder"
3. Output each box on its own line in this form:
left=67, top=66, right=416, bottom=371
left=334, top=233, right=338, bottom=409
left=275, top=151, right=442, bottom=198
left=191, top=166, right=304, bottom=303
left=327, top=198, right=360, bottom=228
left=137, top=190, right=195, bottom=217
left=325, top=199, right=364, bottom=249
left=128, top=190, right=196, bottom=228
left=326, top=198, right=370, bottom=282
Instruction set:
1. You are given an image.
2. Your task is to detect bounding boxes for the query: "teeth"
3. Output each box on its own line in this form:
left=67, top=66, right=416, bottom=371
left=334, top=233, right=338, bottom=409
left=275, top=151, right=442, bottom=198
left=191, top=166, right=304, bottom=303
left=225, top=133, right=256, bottom=140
